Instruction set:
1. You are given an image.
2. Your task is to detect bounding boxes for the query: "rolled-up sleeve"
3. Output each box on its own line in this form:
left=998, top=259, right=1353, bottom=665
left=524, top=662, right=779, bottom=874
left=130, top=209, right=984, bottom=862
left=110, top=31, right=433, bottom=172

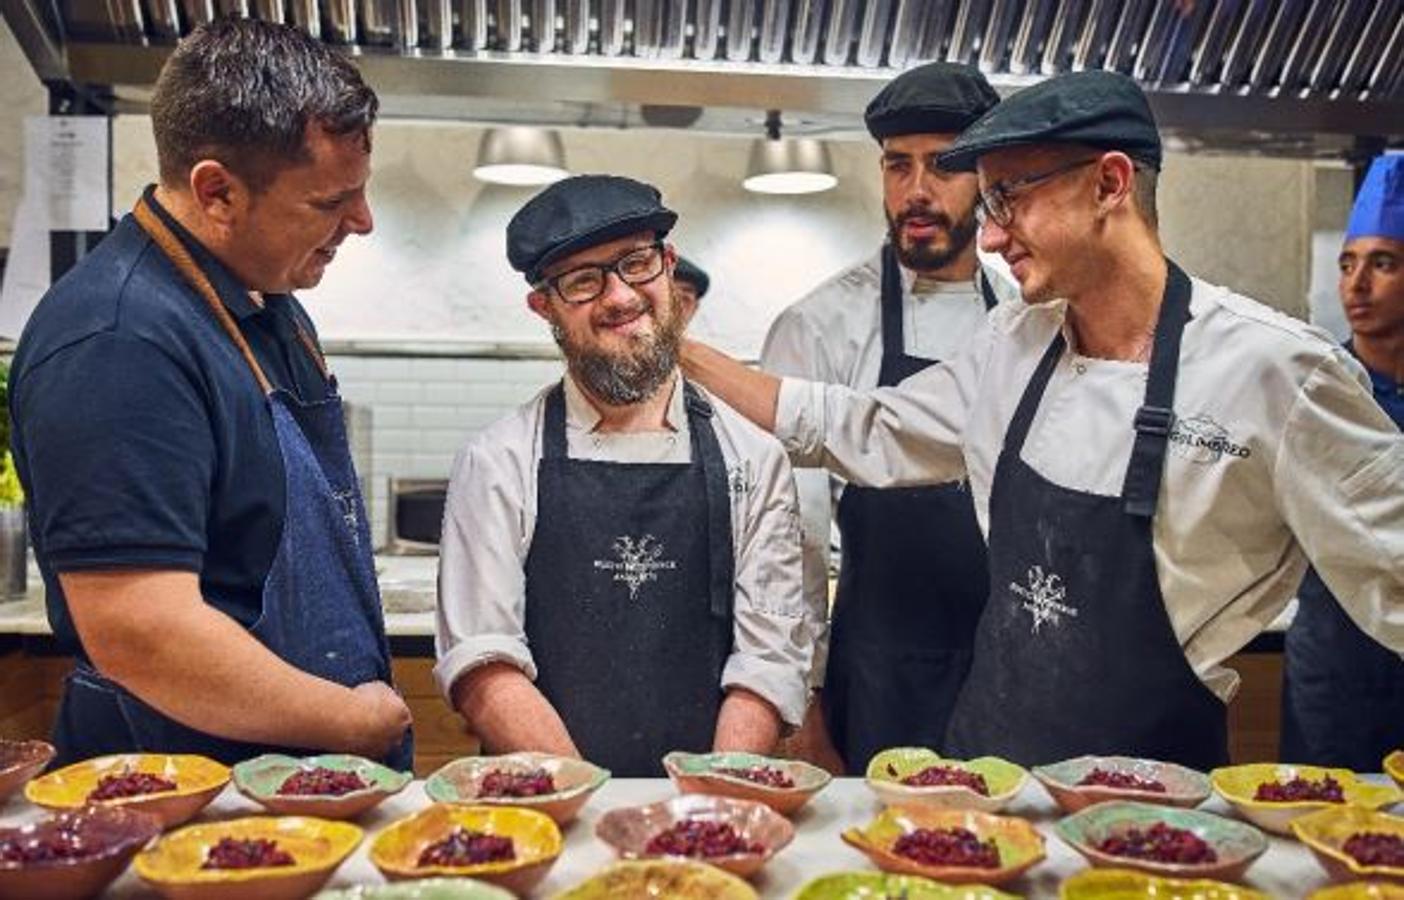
left=1275, top=350, right=1404, bottom=655
left=434, top=438, right=537, bottom=701
left=720, top=438, right=816, bottom=729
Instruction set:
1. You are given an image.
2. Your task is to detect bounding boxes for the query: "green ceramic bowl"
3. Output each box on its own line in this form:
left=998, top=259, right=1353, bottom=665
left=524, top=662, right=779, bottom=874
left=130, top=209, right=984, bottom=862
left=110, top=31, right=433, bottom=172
left=662, top=750, right=832, bottom=815
left=315, top=878, right=515, bottom=899
left=793, top=871, right=1021, bottom=899
left=425, top=752, right=610, bottom=824
left=1055, top=800, right=1268, bottom=882
left=232, top=753, right=411, bottom=819
left=866, top=747, right=1028, bottom=813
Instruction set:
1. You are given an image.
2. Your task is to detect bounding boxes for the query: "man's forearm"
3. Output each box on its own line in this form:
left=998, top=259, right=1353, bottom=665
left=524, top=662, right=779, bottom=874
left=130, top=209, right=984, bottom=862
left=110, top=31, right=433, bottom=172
left=65, top=571, right=385, bottom=755
left=450, top=662, right=579, bottom=757
left=713, top=687, right=782, bottom=755
left=680, top=339, right=782, bottom=433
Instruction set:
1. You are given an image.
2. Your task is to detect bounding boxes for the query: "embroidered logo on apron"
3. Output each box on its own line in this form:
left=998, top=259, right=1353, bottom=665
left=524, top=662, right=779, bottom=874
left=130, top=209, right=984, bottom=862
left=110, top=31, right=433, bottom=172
left=593, top=534, right=678, bottom=600
left=1168, top=413, right=1252, bottom=463
left=1010, top=565, right=1079, bottom=633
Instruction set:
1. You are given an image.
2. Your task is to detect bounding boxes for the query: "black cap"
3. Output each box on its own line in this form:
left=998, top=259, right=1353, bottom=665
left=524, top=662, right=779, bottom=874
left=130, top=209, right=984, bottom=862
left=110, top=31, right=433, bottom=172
left=507, top=174, right=678, bottom=283
left=864, top=61, right=1000, bottom=143
left=674, top=256, right=709, bottom=298
left=937, top=70, right=1162, bottom=173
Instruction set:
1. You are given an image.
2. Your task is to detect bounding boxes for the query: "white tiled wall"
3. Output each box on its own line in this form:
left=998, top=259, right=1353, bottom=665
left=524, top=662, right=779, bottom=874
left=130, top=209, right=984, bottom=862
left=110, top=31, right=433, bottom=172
left=327, top=354, right=564, bottom=545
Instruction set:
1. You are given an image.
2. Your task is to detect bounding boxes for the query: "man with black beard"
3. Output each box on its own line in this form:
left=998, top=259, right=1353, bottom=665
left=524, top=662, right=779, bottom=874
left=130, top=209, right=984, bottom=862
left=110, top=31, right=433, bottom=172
left=434, top=176, right=819, bottom=776
left=762, top=62, right=1004, bottom=774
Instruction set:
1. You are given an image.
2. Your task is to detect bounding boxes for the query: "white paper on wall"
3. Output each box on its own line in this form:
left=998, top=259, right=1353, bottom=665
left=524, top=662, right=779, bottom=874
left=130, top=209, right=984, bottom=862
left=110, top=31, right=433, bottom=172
left=25, top=115, right=109, bottom=231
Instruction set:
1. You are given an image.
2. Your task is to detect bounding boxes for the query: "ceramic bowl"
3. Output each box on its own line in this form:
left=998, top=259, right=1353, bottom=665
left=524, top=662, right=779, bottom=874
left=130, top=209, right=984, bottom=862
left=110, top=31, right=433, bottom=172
left=1054, top=800, right=1267, bottom=882
left=133, top=815, right=362, bottom=900
left=315, top=877, right=516, bottom=899
left=661, top=750, right=831, bottom=816
left=550, top=859, right=759, bottom=899
left=794, top=871, right=1021, bottom=899
left=840, top=806, right=1045, bottom=886
left=0, top=804, right=162, bottom=900
left=1032, top=755, right=1211, bottom=813
left=1210, top=764, right=1403, bottom=836
left=1292, top=806, right=1404, bottom=884
left=1385, top=752, right=1404, bottom=792
left=1058, top=867, right=1270, bottom=899
left=865, top=747, right=1028, bottom=814
left=1309, top=884, right=1404, bottom=900
left=594, top=793, right=793, bottom=879
left=232, top=754, right=411, bottom=820
left=26, top=753, right=230, bottom=828
left=370, top=804, right=562, bottom=896
left=0, top=739, right=55, bottom=802
left=424, top=752, right=609, bottom=825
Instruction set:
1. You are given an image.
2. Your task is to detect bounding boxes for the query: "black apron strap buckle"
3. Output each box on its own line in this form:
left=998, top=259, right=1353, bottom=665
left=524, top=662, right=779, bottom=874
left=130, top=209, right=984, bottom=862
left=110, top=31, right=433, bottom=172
left=1133, top=405, right=1175, bottom=438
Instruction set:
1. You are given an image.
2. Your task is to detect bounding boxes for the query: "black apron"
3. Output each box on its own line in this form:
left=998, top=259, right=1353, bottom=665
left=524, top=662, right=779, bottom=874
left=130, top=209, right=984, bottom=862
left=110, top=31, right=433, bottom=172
left=823, top=245, right=994, bottom=774
left=944, top=260, right=1229, bottom=769
left=523, top=379, right=735, bottom=777
left=51, top=198, right=412, bottom=771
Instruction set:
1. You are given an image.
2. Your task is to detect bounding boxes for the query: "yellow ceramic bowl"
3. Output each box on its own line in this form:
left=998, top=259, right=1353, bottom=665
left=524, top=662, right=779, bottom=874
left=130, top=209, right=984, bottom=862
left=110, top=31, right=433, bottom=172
left=25, top=754, right=230, bottom=829
left=841, top=806, right=1045, bottom=886
left=550, top=859, right=758, bottom=899
left=1059, top=868, right=1269, bottom=899
left=133, top=815, right=362, bottom=900
left=795, top=871, right=1021, bottom=899
left=1292, top=806, right=1404, bottom=883
left=1209, top=764, right=1402, bottom=836
left=1385, top=753, right=1404, bottom=792
left=1309, top=884, right=1404, bottom=900
left=865, top=747, right=1029, bottom=814
left=370, top=804, right=562, bottom=896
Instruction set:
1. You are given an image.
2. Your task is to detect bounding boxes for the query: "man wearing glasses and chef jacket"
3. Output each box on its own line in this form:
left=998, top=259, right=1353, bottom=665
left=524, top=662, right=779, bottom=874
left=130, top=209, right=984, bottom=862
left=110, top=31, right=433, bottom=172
left=434, top=175, right=820, bottom=776
left=682, top=71, right=1404, bottom=768
left=762, top=61, right=1006, bottom=775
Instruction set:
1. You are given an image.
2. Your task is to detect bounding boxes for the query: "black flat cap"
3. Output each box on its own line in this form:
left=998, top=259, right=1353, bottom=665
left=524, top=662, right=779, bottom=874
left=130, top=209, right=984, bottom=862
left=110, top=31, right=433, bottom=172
left=864, top=61, right=1000, bottom=142
left=937, top=70, right=1162, bottom=172
left=507, top=174, right=678, bottom=283
left=674, top=256, right=709, bottom=298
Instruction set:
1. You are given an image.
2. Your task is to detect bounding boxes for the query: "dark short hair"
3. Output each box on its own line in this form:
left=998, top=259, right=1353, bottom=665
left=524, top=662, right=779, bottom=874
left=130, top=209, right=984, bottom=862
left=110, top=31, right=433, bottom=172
left=1132, top=165, right=1159, bottom=229
left=151, top=18, right=378, bottom=192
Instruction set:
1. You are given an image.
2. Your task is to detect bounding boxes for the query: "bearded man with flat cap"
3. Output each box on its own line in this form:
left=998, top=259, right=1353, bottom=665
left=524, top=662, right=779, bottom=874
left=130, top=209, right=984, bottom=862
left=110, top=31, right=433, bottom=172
left=433, top=175, right=819, bottom=776
left=762, top=61, right=1004, bottom=774
left=683, top=71, right=1403, bottom=767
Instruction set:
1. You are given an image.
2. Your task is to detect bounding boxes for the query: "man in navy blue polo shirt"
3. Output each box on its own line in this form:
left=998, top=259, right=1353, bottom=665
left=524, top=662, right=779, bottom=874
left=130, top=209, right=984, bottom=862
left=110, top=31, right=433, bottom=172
left=9, top=18, right=412, bottom=767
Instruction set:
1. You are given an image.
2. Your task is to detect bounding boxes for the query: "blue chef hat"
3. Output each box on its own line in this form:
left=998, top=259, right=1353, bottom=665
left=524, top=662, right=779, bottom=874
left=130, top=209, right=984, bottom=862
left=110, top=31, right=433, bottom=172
left=1345, top=155, right=1404, bottom=243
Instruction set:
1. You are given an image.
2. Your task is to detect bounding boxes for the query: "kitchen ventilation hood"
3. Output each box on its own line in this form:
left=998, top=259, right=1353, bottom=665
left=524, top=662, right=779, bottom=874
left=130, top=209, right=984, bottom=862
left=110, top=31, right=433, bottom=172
left=3, top=0, right=1401, bottom=156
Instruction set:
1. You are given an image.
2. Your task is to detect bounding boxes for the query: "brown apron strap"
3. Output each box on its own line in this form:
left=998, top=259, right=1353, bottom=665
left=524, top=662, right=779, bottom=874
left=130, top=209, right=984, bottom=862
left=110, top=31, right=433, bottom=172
left=132, top=196, right=330, bottom=395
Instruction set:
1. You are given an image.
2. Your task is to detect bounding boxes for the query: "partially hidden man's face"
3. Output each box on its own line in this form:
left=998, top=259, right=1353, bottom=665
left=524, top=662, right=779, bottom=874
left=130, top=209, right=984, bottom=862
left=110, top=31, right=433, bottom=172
left=528, top=233, right=685, bottom=406
left=1339, top=236, right=1404, bottom=342
left=232, top=123, right=374, bottom=293
left=880, top=132, right=980, bottom=272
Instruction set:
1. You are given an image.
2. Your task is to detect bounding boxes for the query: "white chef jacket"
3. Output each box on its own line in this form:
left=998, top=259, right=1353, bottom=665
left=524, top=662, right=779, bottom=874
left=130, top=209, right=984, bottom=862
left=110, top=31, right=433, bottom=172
left=434, top=371, right=820, bottom=728
left=760, top=249, right=1013, bottom=686
left=776, top=275, right=1404, bottom=701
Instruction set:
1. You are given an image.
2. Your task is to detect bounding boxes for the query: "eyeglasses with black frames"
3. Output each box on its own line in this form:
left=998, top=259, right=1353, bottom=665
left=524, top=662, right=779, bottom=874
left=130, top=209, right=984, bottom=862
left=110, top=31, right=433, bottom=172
left=537, top=241, right=667, bottom=305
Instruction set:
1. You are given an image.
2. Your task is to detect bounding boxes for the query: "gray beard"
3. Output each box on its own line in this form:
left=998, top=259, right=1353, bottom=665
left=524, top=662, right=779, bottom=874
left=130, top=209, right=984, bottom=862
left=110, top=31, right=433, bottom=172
left=553, top=316, right=681, bottom=407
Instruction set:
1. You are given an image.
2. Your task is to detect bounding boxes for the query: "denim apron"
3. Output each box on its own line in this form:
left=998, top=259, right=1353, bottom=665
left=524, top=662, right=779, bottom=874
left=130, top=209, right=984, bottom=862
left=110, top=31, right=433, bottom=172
left=823, top=244, right=994, bottom=773
left=523, top=380, right=735, bottom=776
left=944, top=260, right=1229, bottom=768
left=50, top=197, right=412, bottom=771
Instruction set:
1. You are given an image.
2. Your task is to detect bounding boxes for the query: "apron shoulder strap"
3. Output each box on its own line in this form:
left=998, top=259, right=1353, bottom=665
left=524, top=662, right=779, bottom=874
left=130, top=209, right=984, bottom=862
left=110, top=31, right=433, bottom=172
left=683, top=379, right=736, bottom=621
left=541, top=381, right=569, bottom=460
left=1004, top=332, right=1067, bottom=455
left=978, top=269, right=1000, bottom=311
left=1120, top=261, right=1194, bottom=519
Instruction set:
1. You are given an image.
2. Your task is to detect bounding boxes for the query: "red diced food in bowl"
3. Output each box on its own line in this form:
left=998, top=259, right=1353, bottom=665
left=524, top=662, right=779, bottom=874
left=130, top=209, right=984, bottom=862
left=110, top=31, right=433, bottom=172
left=644, top=820, right=763, bottom=858
left=1343, top=831, right=1404, bottom=868
left=417, top=828, right=516, bottom=866
left=0, top=824, right=94, bottom=863
left=715, top=766, right=795, bottom=789
left=1253, top=775, right=1345, bottom=803
left=201, top=837, right=295, bottom=870
left=87, top=771, right=178, bottom=802
left=478, top=768, right=556, bottom=798
left=1094, top=822, right=1218, bottom=864
left=1077, top=768, right=1168, bottom=793
left=277, top=766, right=369, bottom=797
left=896, top=764, right=990, bottom=795
left=891, top=826, right=1001, bottom=868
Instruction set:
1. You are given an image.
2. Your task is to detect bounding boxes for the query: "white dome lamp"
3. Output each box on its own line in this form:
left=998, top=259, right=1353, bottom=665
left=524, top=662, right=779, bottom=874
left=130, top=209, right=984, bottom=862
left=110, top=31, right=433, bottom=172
left=473, top=127, right=570, bottom=186
left=742, top=110, right=838, bottom=195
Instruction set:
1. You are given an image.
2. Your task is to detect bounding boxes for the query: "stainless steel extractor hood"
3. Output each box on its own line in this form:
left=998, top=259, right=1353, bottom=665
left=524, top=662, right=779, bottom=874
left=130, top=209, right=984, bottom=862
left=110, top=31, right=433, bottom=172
left=3, top=0, right=1402, bottom=156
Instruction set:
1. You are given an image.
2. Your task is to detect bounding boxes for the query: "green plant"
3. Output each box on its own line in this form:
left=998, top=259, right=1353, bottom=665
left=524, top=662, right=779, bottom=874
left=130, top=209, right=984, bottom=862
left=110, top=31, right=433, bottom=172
left=0, top=359, right=21, bottom=507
